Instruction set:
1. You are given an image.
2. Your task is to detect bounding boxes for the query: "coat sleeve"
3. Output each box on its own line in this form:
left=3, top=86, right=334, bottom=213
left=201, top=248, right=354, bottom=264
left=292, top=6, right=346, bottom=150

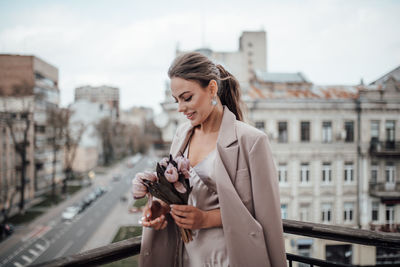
left=248, top=134, right=287, bottom=267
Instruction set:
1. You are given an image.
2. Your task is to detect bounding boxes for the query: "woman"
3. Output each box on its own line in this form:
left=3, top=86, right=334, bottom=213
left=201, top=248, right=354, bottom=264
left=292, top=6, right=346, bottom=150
left=139, top=52, right=286, bottom=267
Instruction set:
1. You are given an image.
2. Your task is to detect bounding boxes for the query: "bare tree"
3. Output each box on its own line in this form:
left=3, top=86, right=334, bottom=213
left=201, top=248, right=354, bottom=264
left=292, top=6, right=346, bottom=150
left=0, top=82, right=34, bottom=213
left=63, top=112, right=85, bottom=194
left=95, top=118, right=114, bottom=165
left=47, top=107, right=68, bottom=199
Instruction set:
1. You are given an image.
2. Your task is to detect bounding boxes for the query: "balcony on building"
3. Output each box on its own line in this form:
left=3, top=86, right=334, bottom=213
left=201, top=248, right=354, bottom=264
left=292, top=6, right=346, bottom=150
left=369, top=138, right=400, bottom=157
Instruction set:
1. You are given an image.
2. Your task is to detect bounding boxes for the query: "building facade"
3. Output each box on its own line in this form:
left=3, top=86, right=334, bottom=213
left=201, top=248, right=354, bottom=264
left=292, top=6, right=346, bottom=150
left=74, top=85, right=119, bottom=119
left=0, top=54, right=63, bottom=195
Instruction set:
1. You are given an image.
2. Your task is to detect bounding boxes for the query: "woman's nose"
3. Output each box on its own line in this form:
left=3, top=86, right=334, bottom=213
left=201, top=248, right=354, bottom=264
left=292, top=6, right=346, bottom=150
left=177, top=102, right=186, bottom=113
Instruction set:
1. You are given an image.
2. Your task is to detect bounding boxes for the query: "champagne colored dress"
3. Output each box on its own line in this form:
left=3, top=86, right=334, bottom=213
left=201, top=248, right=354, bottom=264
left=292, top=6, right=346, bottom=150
left=178, top=143, right=229, bottom=267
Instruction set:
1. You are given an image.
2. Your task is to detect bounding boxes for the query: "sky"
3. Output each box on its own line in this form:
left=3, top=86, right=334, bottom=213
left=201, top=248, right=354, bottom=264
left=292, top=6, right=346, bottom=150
left=0, top=0, right=399, bottom=113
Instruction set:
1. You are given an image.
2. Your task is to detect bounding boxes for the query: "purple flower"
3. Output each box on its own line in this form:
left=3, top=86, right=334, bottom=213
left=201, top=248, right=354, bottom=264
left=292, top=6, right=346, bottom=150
left=131, top=177, right=147, bottom=199
left=164, top=163, right=179, bottom=183
left=174, top=181, right=187, bottom=193
left=160, top=157, right=169, bottom=168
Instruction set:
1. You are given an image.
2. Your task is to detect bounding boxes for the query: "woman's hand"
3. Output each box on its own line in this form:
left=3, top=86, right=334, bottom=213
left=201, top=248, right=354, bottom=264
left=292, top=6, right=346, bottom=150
left=141, top=200, right=170, bottom=230
left=170, top=205, right=222, bottom=230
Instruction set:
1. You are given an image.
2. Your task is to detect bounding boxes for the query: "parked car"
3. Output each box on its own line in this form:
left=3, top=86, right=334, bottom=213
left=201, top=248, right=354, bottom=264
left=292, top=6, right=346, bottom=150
left=62, top=206, right=80, bottom=221
left=112, top=174, right=121, bottom=182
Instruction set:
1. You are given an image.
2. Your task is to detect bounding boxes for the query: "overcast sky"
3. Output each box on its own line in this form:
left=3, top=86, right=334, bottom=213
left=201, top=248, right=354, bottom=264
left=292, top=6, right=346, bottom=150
left=0, top=0, right=399, bottom=113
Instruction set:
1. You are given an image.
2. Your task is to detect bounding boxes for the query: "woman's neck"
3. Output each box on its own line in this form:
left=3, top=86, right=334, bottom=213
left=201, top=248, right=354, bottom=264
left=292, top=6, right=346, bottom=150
left=196, top=104, right=223, bottom=134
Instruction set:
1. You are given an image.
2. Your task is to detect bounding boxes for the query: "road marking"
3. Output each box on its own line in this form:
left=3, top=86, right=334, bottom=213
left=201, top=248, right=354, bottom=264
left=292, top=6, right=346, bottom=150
left=13, top=262, right=23, bottom=267
left=54, top=240, right=74, bottom=259
left=28, top=249, right=39, bottom=257
left=35, top=243, right=45, bottom=251
left=22, top=255, right=32, bottom=263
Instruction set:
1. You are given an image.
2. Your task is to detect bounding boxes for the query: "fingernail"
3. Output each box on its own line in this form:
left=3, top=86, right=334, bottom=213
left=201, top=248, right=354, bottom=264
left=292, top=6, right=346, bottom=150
left=146, top=213, right=150, bottom=218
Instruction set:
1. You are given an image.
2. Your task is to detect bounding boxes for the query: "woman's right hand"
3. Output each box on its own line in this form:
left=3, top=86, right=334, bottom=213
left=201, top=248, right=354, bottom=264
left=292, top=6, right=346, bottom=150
left=141, top=200, right=170, bottom=230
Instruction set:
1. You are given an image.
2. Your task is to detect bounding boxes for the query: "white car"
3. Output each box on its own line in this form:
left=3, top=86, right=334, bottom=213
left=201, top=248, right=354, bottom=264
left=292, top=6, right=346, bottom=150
left=62, top=206, right=80, bottom=221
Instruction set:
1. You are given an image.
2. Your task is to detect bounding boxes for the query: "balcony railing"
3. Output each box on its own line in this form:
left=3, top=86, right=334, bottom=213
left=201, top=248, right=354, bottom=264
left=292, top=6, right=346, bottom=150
left=32, top=219, right=400, bottom=267
left=369, top=181, right=400, bottom=199
left=369, top=141, right=400, bottom=157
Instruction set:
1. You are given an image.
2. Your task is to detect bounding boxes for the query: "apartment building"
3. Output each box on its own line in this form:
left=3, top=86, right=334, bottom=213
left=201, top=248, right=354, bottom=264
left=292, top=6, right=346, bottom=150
left=0, top=54, right=63, bottom=194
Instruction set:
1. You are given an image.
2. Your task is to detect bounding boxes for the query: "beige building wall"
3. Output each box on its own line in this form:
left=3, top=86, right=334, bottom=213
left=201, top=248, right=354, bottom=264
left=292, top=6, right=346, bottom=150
left=72, top=147, right=99, bottom=173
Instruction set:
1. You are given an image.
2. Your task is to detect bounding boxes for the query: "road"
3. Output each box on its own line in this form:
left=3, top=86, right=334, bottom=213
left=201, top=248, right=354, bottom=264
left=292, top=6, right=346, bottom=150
left=0, top=154, right=156, bottom=267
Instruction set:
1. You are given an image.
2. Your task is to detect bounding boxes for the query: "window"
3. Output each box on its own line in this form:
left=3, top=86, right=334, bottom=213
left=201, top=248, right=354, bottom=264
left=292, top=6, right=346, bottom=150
left=255, top=121, right=265, bottom=132
left=385, top=121, right=395, bottom=148
left=278, top=121, right=288, bottom=143
left=386, top=205, right=395, bottom=225
left=322, top=121, right=332, bottom=143
left=371, top=121, right=380, bottom=142
left=322, top=162, right=332, bottom=184
left=326, top=245, right=352, bottom=264
left=299, top=204, right=310, bottom=221
left=372, top=202, right=379, bottom=221
left=301, top=121, right=310, bottom=142
left=344, top=202, right=354, bottom=222
left=344, top=121, right=354, bottom=142
left=371, top=163, right=379, bottom=184
left=385, top=163, right=395, bottom=185
left=281, top=204, right=288, bottom=219
left=321, top=203, right=332, bottom=223
left=298, top=244, right=312, bottom=267
left=344, top=162, right=354, bottom=183
left=300, top=163, right=310, bottom=184
left=278, top=164, right=288, bottom=184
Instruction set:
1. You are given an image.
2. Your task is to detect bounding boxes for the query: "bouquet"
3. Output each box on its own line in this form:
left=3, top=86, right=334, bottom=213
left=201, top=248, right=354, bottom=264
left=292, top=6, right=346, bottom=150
left=132, top=154, right=193, bottom=243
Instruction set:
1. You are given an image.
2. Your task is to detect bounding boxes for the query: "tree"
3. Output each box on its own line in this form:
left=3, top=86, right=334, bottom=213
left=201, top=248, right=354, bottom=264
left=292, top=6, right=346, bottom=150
left=0, top=82, right=34, bottom=213
left=95, top=118, right=114, bottom=165
left=47, top=107, right=68, bottom=199
left=63, top=112, right=85, bottom=194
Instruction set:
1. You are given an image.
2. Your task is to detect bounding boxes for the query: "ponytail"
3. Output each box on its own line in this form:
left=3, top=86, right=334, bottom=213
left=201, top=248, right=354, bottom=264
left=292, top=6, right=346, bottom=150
left=168, top=52, right=245, bottom=121
left=216, top=64, right=244, bottom=121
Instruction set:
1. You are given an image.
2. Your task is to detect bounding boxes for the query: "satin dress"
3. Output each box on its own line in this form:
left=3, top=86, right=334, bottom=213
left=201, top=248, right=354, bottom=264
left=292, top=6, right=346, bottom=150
left=178, top=143, right=229, bottom=267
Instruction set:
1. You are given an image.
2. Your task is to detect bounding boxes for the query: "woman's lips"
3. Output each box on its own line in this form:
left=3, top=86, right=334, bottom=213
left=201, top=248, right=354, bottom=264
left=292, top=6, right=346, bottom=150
left=186, top=112, right=195, bottom=120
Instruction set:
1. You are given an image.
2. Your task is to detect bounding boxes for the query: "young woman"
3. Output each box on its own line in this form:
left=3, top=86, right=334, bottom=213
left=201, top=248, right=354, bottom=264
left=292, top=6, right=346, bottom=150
left=139, top=52, right=287, bottom=267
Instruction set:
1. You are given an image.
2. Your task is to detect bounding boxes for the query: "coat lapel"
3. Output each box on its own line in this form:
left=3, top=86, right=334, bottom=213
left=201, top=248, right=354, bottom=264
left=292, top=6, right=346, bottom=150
left=215, top=106, right=239, bottom=184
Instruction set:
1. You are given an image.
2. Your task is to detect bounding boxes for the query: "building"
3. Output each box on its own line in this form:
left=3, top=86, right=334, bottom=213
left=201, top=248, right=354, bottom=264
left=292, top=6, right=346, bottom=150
left=158, top=31, right=400, bottom=264
left=0, top=54, right=63, bottom=195
left=74, top=85, right=119, bottom=119
left=68, top=100, right=113, bottom=173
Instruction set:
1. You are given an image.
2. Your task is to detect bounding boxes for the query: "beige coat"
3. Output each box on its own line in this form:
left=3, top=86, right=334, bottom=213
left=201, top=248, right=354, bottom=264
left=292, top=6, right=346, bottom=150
left=139, top=106, right=287, bottom=267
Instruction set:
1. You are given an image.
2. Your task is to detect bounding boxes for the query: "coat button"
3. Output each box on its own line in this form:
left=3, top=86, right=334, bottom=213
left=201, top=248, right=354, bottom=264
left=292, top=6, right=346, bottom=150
left=249, top=232, right=256, bottom=237
left=144, top=251, right=150, bottom=256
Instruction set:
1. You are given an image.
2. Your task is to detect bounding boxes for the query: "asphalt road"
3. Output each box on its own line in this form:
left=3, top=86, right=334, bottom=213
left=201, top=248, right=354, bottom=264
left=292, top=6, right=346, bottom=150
left=0, top=155, right=154, bottom=267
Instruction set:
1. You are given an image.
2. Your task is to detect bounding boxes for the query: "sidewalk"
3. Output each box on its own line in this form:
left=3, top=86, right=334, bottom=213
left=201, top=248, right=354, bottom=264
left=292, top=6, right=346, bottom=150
left=0, top=159, right=128, bottom=254
left=81, top=189, right=142, bottom=251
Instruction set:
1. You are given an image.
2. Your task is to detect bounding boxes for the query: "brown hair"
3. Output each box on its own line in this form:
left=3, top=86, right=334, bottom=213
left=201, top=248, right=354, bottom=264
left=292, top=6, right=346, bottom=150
left=168, top=52, right=244, bottom=121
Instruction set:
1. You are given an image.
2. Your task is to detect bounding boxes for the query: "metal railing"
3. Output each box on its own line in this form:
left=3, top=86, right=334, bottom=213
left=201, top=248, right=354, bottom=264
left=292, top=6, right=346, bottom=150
left=32, top=219, right=400, bottom=267
left=369, top=141, right=400, bottom=156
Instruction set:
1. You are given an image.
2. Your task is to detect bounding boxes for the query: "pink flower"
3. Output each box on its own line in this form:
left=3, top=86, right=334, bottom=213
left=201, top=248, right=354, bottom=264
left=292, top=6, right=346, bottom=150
left=131, top=177, right=147, bottom=199
left=176, top=156, right=190, bottom=172
left=160, top=157, right=169, bottom=168
left=164, top=163, right=179, bottom=183
left=141, top=171, right=158, bottom=182
left=174, top=181, right=187, bottom=193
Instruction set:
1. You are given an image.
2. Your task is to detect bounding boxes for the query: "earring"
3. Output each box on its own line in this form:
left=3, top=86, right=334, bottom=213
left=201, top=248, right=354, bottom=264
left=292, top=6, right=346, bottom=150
left=211, top=96, right=217, bottom=106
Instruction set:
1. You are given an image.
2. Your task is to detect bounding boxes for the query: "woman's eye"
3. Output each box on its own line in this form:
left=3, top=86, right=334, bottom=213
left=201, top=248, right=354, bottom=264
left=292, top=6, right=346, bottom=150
left=185, top=96, right=192, bottom=102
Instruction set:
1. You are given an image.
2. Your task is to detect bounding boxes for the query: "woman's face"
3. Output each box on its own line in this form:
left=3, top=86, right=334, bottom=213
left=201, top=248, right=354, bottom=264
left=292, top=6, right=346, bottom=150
left=170, top=77, right=215, bottom=126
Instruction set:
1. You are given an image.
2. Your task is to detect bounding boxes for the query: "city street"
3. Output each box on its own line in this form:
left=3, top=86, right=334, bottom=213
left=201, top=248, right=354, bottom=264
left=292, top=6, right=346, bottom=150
left=0, top=154, right=157, bottom=267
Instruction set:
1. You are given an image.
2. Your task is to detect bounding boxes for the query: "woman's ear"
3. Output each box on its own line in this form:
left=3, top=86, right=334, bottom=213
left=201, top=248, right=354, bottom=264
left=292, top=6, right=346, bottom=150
left=208, top=80, right=218, bottom=96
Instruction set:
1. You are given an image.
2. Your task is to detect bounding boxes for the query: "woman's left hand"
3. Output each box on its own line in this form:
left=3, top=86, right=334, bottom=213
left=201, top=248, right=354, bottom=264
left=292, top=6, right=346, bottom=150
left=170, top=204, right=206, bottom=230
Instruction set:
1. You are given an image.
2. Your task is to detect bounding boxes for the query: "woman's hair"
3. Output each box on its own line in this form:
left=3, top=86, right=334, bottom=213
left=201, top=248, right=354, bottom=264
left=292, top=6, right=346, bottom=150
left=168, top=52, right=244, bottom=121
